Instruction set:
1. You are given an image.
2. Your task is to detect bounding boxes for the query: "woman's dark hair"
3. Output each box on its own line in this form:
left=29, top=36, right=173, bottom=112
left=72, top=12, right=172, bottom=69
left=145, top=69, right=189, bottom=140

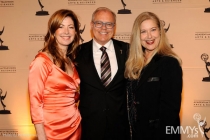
left=42, top=9, right=81, bottom=71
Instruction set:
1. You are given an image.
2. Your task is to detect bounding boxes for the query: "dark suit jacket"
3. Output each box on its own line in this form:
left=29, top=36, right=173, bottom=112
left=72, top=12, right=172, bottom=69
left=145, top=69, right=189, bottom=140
left=127, top=54, right=182, bottom=140
left=75, top=39, right=130, bottom=140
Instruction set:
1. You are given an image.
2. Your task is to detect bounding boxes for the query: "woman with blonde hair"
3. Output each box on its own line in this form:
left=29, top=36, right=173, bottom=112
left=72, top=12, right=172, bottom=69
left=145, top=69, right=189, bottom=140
left=125, top=12, right=182, bottom=140
left=28, top=9, right=81, bottom=140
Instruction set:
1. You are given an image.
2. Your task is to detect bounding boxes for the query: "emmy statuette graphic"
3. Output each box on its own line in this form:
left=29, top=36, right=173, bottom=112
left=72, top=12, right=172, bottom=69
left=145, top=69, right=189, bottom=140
left=194, top=113, right=206, bottom=138
left=118, top=0, right=131, bottom=14
left=204, top=0, right=210, bottom=13
left=79, top=25, right=86, bottom=43
left=35, top=0, right=49, bottom=16
left=201, top=53, right=210, bottom=82
left=0, top=88, right=11, bottom=114
left=161, top=20, right=173, bottom=48
left=199, top=120, right=210, bottom=140
left=0, top=26, right=9, bottom=50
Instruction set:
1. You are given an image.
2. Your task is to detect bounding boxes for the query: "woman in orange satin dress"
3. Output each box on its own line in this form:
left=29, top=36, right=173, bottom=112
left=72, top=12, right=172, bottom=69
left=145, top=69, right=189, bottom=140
left=28, top=9, right=81, bottom=140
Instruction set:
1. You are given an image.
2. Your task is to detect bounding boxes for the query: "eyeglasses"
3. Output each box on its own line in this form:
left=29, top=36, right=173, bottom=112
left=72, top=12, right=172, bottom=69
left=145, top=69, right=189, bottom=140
left=92, top=21, right=115, bottom=29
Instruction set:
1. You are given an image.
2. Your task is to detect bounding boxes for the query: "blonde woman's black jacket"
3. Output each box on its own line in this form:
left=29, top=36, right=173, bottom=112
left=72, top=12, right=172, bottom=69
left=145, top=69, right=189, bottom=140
left=127, top=54, right=182, bottom=140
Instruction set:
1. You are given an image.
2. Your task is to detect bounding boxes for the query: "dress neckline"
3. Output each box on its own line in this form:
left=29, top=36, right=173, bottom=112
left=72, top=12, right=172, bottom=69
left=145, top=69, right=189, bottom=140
left=36, top=52, right=76, bottom=78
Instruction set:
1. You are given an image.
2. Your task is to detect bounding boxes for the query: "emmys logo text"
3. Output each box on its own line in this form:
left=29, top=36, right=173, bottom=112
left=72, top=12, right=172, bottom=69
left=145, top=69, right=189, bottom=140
left=194, top=100, right=210, bottom=107
left=114, top=32, right=131, bottom=41
left=0, top=129, right=36, bottom=138
left=166, top=126, right=199, bottom=138
left=153, top=0, right=181, bottom=4
left=0, top=66, right=16, bottom=73
left=0, top=0, right=14, bottom=7
left=29, top=34, right=45, bottom=41
left=166, top=113, right=210, bottom=139
left=195, top=32, right=210, bottom=40
left=68, top=0, right=96, bottom=5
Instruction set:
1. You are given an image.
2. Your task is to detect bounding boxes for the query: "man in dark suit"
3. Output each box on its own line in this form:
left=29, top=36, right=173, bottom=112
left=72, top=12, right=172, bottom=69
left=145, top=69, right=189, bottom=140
left=75, top=7, right=129, bottom=140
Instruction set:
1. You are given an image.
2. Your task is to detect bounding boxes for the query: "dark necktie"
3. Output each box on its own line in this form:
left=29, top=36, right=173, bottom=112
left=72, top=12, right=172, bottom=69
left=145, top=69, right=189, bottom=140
left=100, top=46, right=111, bottom=87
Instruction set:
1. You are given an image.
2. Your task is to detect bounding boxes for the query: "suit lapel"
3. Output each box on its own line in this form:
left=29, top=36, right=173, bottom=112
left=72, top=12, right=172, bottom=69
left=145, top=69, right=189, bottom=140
left=135, top=54, right=161, bottom=90
left=81, top=40, right=105, bottom=88
left=81, top=39, right=127, bottom=89
left=106, top=39, right=125, bottom=89
left=113, top=40, right=124, bottom=78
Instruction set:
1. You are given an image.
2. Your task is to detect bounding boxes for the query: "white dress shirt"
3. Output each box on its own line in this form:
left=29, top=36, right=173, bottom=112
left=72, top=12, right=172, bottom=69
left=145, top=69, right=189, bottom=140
left=92, top=39, right=118, bottom=80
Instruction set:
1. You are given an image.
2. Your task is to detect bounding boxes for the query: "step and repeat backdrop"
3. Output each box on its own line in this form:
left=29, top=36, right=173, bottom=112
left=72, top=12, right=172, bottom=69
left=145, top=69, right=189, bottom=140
left=0, top=0, right=210, bottom=139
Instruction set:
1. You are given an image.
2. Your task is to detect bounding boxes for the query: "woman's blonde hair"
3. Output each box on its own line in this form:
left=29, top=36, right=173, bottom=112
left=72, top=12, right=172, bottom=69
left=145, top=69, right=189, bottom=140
left=124, top=12, right=181, bottom=80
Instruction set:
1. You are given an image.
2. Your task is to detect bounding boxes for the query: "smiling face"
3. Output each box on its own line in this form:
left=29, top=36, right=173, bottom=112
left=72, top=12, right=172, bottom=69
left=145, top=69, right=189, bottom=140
left=54, top=16, right=76, bottom=49
left=91, top=10, right=116, bottom=46
left=140, top=19, right=160, bottom=57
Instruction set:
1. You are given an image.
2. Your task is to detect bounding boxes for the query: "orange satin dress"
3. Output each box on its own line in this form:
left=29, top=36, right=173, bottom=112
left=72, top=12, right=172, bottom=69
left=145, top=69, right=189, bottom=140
left=28, top=52, right=81, bottom=140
